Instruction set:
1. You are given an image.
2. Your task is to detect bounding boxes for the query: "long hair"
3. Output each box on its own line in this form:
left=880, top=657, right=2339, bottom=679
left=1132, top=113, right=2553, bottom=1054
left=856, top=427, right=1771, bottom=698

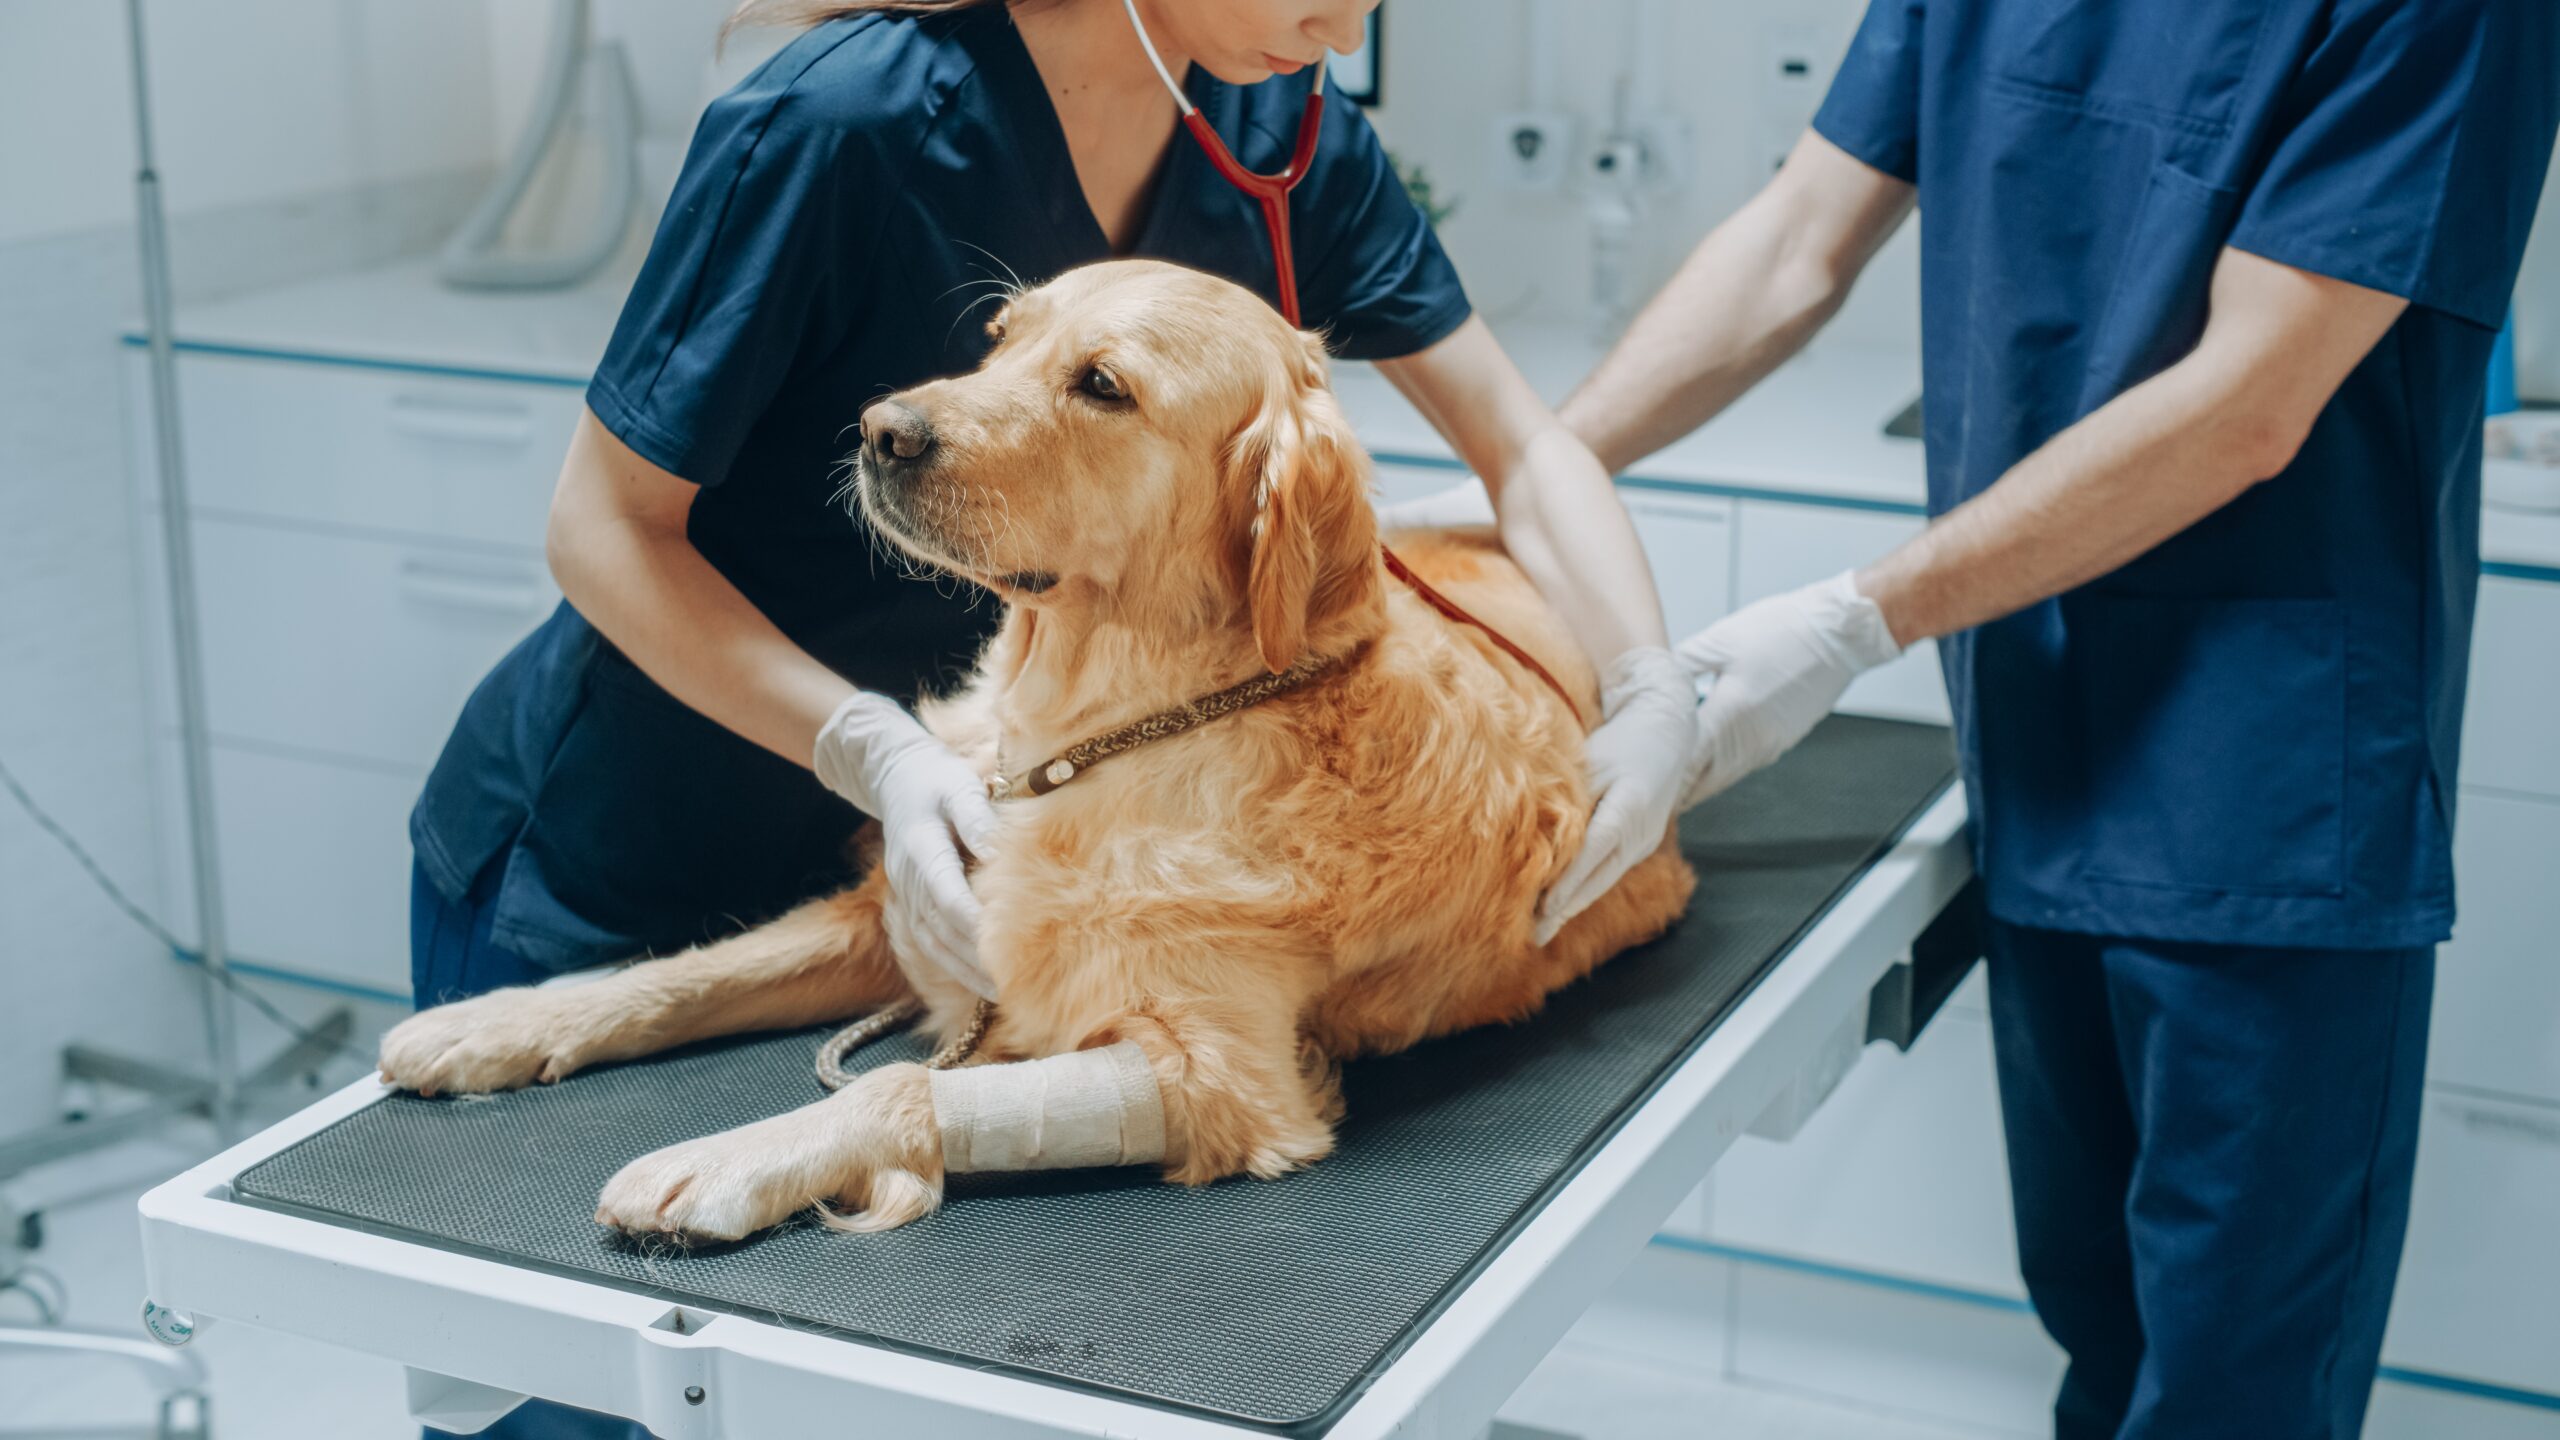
left=723, top=0, right=1003, bottom=43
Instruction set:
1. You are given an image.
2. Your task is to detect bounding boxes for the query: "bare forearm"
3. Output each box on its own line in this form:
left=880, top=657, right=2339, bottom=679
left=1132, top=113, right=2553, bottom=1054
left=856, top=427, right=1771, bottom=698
left=1855, top=250, right=2408, bottom=647
left=1562, top=133, right=1914, bottom=474
left=1560, top=217, right=1839, bottom=474
left=1496, top=424, right=1670, bottom=657
left=1856, top=362, right=2282, bottom=644
left=549, top=413, right=852, bottom=766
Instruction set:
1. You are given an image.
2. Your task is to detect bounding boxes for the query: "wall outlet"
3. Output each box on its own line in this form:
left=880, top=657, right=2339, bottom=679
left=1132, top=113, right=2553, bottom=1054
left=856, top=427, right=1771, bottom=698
left=1492, top=110, right=1577, bottom=192
left=1584, top=111, right=1692, bottom=197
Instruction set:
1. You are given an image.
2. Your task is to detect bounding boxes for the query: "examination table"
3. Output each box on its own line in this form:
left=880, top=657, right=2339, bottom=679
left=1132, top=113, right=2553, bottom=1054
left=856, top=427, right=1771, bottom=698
left=137, top=715, right=1974, bottom=1439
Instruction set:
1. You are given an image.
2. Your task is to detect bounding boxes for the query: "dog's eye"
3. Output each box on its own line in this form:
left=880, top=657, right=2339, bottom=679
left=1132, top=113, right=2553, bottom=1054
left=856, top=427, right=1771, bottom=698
left=1079, top=365, right=1130, bottom=404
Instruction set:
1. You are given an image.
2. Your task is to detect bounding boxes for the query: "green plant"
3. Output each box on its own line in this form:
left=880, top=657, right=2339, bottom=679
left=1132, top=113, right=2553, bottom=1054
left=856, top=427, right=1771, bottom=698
left=1389, top=151, right=1457, bottom=227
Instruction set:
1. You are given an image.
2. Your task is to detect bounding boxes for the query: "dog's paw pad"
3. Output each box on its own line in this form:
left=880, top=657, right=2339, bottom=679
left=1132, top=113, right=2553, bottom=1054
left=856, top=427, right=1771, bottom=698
left=595, top=1140, right=801, bottom=1243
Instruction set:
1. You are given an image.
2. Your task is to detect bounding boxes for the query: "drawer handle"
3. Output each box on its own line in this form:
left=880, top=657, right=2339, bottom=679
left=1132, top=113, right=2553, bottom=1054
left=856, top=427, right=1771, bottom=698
left=386, top=393, right=537, bottom=449
left=398, top=560, right=546, bottom=617
left=2441, top=1099, right=2560, bottom=1150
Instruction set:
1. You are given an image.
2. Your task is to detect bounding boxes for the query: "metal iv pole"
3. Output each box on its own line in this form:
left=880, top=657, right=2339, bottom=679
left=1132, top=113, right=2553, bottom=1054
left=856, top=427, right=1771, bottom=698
left=126, top=0, right=243, bottom=1145
left=0, top=0, right=352, bottom=1196
left=0, top=4, right=350, bottom=1416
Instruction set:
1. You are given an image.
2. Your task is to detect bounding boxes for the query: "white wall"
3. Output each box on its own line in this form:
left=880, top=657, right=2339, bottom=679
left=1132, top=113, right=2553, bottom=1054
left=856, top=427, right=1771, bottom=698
left=0, top=0, right=495, bottom=250
left=1368, top=0, right=1919, bottom=352
left=1372, top=0, right=2557, bottom=395
left=0, top=0, right=500, bottom=1137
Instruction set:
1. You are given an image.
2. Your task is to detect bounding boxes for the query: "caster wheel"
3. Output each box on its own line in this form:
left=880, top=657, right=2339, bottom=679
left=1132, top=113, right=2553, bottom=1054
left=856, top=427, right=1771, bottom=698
left=143, top=1300, right=198, bottom=1346
left=16, top=1210, right=40, bottom=1252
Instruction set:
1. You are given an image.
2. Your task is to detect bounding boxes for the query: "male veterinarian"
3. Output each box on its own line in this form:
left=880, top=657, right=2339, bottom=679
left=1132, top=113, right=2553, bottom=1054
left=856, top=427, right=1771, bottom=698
left=1557, top=2, right=2558, bottom=1436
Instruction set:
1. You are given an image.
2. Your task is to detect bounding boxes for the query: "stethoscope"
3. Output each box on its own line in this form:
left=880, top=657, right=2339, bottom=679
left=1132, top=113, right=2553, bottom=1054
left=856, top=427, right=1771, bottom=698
left=1121, top=0, right=1327, bottom=326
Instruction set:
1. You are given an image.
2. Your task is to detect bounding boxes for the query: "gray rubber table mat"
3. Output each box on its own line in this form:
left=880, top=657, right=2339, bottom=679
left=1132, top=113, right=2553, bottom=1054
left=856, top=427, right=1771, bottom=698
left=237, top=715, right=1956, bottom=1434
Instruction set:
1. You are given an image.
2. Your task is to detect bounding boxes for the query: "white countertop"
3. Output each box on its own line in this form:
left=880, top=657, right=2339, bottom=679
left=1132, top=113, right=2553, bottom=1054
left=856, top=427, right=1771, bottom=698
left=146, top=257, right=628, bottom=384
left=138, top=258, right=2560, bottom=573
left=1334, top=329, right=1930, bottom=512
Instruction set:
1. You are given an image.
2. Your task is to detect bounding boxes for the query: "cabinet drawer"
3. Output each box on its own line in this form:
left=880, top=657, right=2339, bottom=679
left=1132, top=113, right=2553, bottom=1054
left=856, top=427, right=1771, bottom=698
left=2383, top=1089, right=2560, bottom=1396
left=144, top=515, right=556, bottom=771
left=2436, top=789, right=2560, bottom=1104
left=2465, top=576, right=2560, bottom=800
left=154, top=738, right=419, bottom=1000
left=134, top=351, right=579, bottom=548
left=1734, top=501, right=1949, bottom=722
left=1624, top=490, right=1736, bottom=637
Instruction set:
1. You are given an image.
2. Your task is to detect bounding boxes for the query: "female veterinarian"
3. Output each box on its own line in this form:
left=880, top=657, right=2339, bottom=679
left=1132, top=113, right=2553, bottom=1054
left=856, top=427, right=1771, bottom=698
left=405, top=4, right=1690, bottom=1435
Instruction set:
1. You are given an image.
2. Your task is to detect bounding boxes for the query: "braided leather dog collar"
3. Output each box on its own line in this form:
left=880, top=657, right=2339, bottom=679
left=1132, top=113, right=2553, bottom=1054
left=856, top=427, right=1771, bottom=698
left=986, top=648, right=1351, bottom=801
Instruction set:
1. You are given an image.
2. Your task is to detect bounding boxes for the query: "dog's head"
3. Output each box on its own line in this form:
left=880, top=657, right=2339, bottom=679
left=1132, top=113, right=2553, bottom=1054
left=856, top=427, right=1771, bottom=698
left=854, top=260, right=1378, bottom=672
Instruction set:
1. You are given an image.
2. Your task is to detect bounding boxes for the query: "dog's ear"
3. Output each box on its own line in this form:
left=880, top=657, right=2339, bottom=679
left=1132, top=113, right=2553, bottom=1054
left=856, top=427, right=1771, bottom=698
left=1228, top=336, right=1374, bottom=673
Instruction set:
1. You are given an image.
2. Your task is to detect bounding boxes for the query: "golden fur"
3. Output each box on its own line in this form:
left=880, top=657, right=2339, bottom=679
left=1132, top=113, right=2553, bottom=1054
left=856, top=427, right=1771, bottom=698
left=378, top=260, right=1694, bottom=1239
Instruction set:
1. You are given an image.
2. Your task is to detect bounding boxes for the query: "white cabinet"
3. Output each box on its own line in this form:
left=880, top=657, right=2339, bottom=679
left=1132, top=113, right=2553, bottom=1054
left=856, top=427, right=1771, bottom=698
left=128, top=350, right=563, bottom=1000
left=139, top=351, right=580, bottom=547
left=150, top=736, right=422, bottom=998
left=2384, top=1089, right=2560, bottom=1397
left=187, top=517, right=553, bottom=768
left=1732, top=501, right=1949, bottom=723
left=2465, top=577, right=2560, bottom=800
left=1621, top=490, right=1736, bottom=636
left=2435, top=789, right=2560, bottom=1104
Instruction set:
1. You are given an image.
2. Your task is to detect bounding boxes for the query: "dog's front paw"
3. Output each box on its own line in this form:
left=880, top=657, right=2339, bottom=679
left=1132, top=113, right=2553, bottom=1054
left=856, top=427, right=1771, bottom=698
left=594, top=1127, right=817, bottom=1243
left=595, top=1073, right=944, bottom=1242
left=378, top=988, right=590, bottom=1095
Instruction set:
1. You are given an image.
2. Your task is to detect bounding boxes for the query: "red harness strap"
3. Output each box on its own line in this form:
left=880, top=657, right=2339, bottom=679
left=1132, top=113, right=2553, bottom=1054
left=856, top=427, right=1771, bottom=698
left=1379, top=544, right=1580, bottom=718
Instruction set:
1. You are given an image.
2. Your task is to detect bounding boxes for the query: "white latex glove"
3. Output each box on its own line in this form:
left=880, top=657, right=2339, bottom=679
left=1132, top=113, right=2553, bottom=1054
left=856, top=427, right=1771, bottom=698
left=812, top=692, right=1001, bottom=1001
left=1678, top=569, right=1903, bottom=807
left=1373, top=478, right=1496, bottom=531
left=1535, top=646, right=1700, bottom=944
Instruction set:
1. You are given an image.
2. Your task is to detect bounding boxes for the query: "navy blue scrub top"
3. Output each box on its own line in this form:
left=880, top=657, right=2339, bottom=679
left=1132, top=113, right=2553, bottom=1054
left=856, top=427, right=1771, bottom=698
left=411, top=8, right=1472, bottom=971
left=1814, top=0, right=2556, bottom=949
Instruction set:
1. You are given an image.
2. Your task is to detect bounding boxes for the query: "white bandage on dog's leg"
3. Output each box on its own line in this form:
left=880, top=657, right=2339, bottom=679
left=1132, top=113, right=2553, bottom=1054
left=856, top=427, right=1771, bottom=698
left=927, top=1042, right=1167, bottom=1172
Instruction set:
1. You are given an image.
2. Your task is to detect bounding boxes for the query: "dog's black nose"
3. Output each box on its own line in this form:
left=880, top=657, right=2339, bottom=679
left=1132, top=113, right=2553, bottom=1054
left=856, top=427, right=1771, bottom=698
left=862, top=399, right=935, bottom=467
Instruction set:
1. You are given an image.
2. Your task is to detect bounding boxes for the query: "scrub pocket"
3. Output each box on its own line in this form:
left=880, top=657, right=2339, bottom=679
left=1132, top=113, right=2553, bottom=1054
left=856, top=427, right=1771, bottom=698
left=1986, top=0, right=2270, bottom=134
left=2076, top=163, right=2243, bottom=415
left=2068, top=593, right=2347, bottom=898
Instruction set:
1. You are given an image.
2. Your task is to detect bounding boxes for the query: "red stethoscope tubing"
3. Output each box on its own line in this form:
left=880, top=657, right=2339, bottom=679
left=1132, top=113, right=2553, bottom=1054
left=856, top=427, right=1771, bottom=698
left=1177, top=90, right=1325, bottom=326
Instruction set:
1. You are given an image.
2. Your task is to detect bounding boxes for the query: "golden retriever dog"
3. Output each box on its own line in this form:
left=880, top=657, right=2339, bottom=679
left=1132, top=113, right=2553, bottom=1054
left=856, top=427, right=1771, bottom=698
left=377, top=260, right=1694, bottom=1240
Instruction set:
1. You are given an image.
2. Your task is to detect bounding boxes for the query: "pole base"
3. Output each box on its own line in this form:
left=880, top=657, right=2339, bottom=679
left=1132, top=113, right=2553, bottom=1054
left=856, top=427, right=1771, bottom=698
left=0, top=1009, right=356, bottom=1181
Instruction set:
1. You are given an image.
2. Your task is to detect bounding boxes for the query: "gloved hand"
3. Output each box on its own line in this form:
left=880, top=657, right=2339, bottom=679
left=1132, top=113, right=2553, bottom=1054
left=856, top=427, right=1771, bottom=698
left=1678, top=570, right=1903, bottom=807
left=812, top=692, right=1001, bottom=1000
left=1373, top=478, right=1496, bottom=532
left=1535, top=645, right=1700, bottom=944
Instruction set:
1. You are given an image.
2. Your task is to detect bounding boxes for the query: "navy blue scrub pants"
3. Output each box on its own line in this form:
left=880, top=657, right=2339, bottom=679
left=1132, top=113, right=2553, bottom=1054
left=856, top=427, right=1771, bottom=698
left=1983, top=920, right=2432, bottom=1440
left=411, top=861, right=657, bottom=1440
